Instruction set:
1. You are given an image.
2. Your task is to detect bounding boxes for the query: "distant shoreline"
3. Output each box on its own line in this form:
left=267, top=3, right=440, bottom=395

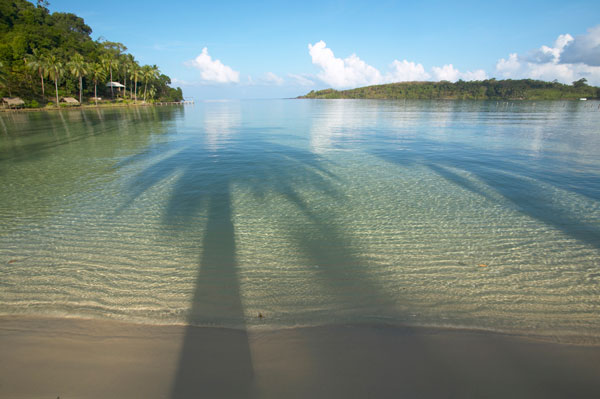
left=299, top=79, right=600, bottom=100
left=0, top=101, right=187, bottom=113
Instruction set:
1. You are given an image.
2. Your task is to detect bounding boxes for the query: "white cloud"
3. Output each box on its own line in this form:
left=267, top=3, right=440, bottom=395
left=386, top=60, right=430, bottom=81
left=308, top=41, right=487, bottom=88
left=308, top=40, right=383, bottom=88
left=460, top=69, right=488, bottom=81
left=495, top=29, right=600, bottom=85
left=496, top=53, right=521, bottom=75
left=522, top=34, right=573, bottom=64
left=431, top=64, right=487, bottom=82
left=185, top=48, right=239, bottom=83
left=262, top=72, right=284, bottom=85
left=496, top=53, right=577, bottom=82
left=560, top=25, right=600, bottom=66
left=431, top=64, right=460, bottom=81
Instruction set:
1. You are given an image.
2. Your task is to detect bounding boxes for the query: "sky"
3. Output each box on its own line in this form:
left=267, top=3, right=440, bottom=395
left=49, top=0, right=600, bottom=99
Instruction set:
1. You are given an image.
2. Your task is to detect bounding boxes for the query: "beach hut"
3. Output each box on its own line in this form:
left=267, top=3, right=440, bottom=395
left=2, top=97, right=25, bottom=109
left=61, top=97, right=80, bottom=106
left=106, top=81, right=126, bottom=98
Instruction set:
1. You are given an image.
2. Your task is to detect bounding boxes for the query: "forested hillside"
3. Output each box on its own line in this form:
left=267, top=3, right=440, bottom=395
left=299, top=79, right=599, bottom=100
left=0, top=0, right=183, bottom=107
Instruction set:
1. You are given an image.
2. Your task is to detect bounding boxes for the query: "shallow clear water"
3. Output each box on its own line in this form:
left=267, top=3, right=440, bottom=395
left=1, top=100, right=599, bottom=341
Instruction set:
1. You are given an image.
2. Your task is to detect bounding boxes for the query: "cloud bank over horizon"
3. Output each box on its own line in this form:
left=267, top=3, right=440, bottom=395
left=496, top=25, right=600, bottom=85
left=176, top=25, right=600, bottom=94
left=307, top=27, right=600, bottom=89
left=308, top=40, right=488, bottom=89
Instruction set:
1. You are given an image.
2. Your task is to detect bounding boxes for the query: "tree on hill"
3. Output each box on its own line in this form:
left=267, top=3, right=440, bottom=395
left=46, top=52, right=63, bottom=105
left=142, top=65, right=159, bottom=101
left=89, top=62, right=105, bottom=105
left=0, top=61, right=6, bottom=90
left=0, top=0, right=183, bottom=106
left=131, top=63, right=140, bottom=102
left=24, top=48, right=47, bottom=97
left=67, top=53, right=87, bottom=103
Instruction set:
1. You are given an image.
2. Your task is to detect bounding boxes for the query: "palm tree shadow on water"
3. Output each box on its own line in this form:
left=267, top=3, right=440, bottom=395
left=117, top=118, right=381, bottom=397
left=119, top=142, right=257, bottom=397
left=170, top=185, right=254, bottom=398
left=371, top=138, right=600, bottom=250
left=119, top=105, right=555, bottom=397
left=111, top=103, right=600, bottom=398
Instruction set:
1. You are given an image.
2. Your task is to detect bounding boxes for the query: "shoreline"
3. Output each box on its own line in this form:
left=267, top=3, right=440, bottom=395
left=2, top=315, right=600, bottom=398
left=2, top=313, right=599, bottom=346
left=0, top=101, right=188, bottom=113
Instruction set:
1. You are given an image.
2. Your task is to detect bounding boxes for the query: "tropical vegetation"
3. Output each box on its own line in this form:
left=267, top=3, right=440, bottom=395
left=299, top=79, right=600, bottom=100
left=0, top=0, right=183, bottom=107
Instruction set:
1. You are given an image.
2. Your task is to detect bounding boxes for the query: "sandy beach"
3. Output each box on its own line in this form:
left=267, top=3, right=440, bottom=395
left=1, top=316, right=599, bottom=399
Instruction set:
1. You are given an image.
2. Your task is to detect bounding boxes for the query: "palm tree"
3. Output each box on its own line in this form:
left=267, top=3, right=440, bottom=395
left=147, top=86, right=156, bottom=101
left=121, top=55, right=133, bottom=100
left=0, top=61, right=6, bottom=90
left=112, top=57, right=121, bottom=97
left=0, top=61, right=11, bottom=95
left=142, top=65, right=160, bottom=101
left=67, top=54, right=88, bottom=104
left=100, top=55, right=118, bottom=98
left=131, top=63, right=140, bottom=103
left=24, top=49, right=48, bottom=97
left=46, top=53, right=64, bottom=106
left=89, top=63, right=106, bottom=106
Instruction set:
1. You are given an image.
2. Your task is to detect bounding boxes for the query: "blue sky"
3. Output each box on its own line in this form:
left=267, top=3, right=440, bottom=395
left=50, top=0, right=600, bottom=99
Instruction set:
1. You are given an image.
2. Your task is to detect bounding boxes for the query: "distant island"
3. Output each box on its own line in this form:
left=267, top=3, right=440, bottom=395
left=0, top=0, right=183, bottom=108
left=298, top=79, right=599, bottom=100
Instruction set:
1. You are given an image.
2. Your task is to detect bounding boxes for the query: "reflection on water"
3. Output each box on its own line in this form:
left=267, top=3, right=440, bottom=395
left=203, top=102, right=240, bottom=152
left=0, top=100, right=599, bottom=343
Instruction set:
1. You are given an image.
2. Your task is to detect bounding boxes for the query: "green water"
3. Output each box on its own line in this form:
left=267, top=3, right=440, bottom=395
left=1, top=100, right=599, bottom=342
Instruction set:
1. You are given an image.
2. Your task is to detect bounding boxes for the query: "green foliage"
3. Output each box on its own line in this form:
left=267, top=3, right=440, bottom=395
left=572, top=78, right=588, bottom=88
left=299, top=79, right=599, bottom=100
left=161, top=86, right=183, bottom=102
left=0, top=0, right=182, bottom=104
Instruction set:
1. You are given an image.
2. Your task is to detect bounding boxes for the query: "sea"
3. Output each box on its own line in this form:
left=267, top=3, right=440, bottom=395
left=1, top=99, right=599, bottom=343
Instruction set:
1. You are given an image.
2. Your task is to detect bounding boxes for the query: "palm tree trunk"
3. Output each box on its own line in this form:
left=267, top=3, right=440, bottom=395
left=40, top=72, right=45, bottom=97
left=144, top=81, right=147, bottom=101
left=54, top=77, right=59, bottom=107
left=134, top=78, right=137, bottom=102
left=94, top=81, right=98, bottom=106
left=79, top=76, right=83, bottom=104
left=124, top=72, right=127, bottom=100
left=110, top=68, right=114, bottom=98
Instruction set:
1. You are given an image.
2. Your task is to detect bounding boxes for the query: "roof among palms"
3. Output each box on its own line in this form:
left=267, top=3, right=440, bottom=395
left=2, top=97, right=25, bottom=105
left=106, top=81, right=125, bottom=88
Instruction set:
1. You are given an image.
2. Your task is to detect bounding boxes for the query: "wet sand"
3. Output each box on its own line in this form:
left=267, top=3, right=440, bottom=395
left=1, top=316, right=599, bottom=398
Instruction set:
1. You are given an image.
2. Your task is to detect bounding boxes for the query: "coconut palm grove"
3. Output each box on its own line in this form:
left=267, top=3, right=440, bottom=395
left=0, top=0, right=183, bottom=107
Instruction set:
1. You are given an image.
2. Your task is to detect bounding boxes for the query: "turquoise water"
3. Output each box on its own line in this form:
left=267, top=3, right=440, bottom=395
left=1, top=100, right=599, bottom=341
